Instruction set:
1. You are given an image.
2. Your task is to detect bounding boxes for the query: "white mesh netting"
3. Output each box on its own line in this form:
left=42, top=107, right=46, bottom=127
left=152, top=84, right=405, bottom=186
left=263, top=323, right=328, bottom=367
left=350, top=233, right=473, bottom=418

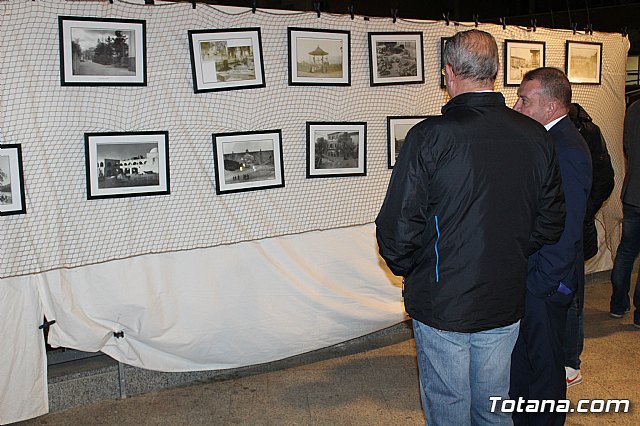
left=0, top=0, right=629, bottom=278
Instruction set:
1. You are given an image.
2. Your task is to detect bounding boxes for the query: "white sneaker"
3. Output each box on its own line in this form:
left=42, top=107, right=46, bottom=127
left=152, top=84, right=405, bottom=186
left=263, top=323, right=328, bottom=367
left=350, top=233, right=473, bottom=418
left=565, top=367, right=583, bottom=388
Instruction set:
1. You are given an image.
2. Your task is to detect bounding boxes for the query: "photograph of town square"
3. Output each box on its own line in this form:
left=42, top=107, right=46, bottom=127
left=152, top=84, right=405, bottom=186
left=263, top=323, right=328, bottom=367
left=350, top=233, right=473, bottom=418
left=375, top=40, right=418, bottom=78
left=568, top=44, right=601, bottom=80
left=0, top=154, right=12, bottom=205
left=222, top=139, right=276, bottom=185
left=70, top=27, right=136, bottom=77
left=97, top=143, right=160, bottom=189
left=506, top=42, right=544, bottom=84
left=199, top=38, right=256, bottom=83
left=313, top=130, right=359, bottom=170
left=295, top=37, right=344, bottom=78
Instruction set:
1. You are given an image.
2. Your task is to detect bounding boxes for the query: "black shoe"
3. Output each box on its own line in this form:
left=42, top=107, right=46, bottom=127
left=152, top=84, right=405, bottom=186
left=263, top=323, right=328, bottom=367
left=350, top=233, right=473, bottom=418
left=610, top=308, right=631, bottom=318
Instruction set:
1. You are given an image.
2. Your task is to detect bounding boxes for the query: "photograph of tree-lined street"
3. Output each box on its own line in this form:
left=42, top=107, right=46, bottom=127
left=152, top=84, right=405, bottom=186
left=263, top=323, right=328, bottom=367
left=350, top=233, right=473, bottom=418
left=0, top=155, right=12, bottom=205
left=70, top=27, right=136, bottom=76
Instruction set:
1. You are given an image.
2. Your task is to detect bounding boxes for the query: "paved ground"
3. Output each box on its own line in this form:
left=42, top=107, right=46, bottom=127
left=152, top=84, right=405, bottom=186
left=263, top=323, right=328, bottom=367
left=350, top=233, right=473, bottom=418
left=18, top=272, right=640, bottom=425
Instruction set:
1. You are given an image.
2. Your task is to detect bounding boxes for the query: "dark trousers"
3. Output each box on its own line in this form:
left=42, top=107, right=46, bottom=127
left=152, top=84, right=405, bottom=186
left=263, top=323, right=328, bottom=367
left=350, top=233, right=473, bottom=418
left=510, top=290, right=572, bottom=426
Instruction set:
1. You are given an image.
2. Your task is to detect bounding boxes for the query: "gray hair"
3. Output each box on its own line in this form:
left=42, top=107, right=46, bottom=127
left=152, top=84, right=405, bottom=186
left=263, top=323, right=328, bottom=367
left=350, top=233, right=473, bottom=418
left=443, top=29, right=499, bottom=85
left=522, top=67, right=572, bottom=109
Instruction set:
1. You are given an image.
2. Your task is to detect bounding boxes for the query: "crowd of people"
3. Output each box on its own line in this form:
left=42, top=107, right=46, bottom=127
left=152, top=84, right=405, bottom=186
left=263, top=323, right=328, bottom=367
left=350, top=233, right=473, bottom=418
left=376, top=29, right=638, bottom=425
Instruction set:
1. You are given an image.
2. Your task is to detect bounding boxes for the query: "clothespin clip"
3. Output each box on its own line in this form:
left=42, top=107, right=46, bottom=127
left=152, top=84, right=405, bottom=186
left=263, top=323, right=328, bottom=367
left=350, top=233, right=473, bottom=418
left=473, top=14, right=479, bottom=28
left=314, top=1, right=321, bottom=18
left=348, top=4, right=354, bottom=20
left=500, top=17, right=507, bottom=30
left=113, top=331, right=125, bottom=338
left=586, top=24, right=593, bottom=35
left=144, top=0, right=154, bottom=5
left=531, top=18, right=537, bottom=32
left=391, top=8, right=398, bottom=24
left=252, top=0, right=256, bottom=13
left=443, top=11, right=450, bottom=26
left=622, top=26, right=628, bottom=38
left=39, top=319, right=56, bottom=330
left=572, top=22, right=578, bottom=35
left=191, top=0, right=196, bottom=9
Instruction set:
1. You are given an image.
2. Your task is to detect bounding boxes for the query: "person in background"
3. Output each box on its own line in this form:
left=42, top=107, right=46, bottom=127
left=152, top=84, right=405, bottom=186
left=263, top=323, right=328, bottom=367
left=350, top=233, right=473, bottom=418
left=610, top=99, right=640, bottom=327
left=564, top=103, right=615, bottom=387
left=375, top=30, right=565, bottom=425
left=510, top=67, right=592, bottom=426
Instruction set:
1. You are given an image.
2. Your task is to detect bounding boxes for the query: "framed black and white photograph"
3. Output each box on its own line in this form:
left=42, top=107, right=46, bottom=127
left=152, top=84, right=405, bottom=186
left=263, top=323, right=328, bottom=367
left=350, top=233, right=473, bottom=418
left=288, top=28, right=350, bottom=86
left=566, top=41, right=603, bottom=84
left=368, top=32, right=424, bottom=86
left=387, top=116, right=427, bottom=168
left=59, top=16, right=146, bottom=86
left=504, top=40, right=546, bottom=86
left=212, top=130, right=284, bottom=195
left=306, top=122, right=366, bottom=178
left=84, top=131, right=170, bottom=200
left=0, top=144, right=26, bottom=216
left=188, top=28, right=265, bottom=93
left=440, top=37, right=452, bottom=88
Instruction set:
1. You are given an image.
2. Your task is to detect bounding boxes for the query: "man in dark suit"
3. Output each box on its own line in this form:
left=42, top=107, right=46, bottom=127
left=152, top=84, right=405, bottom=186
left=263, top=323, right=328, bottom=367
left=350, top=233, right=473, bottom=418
left=510, top=67, right=592, bottom=426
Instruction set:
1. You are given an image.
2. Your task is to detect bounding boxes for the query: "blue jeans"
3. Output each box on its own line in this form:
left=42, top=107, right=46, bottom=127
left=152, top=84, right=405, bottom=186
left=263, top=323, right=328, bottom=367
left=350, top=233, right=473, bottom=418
left=564, top=294, right=584, bottom=370
left=610, top=202, right=640, bottom=322
left=413, top=319, right=519, bottom=426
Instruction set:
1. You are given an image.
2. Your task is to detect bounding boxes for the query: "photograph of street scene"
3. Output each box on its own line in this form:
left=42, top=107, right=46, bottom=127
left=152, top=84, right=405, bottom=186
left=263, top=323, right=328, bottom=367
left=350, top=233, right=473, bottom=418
left=199, top=38, right=256, bottom=83
left=313, top=131, right=359, bottom=170
left=392, top=123, right=413, bottom=161
left=507, top=43, right=543, bottom=83
left=296, top=37, right=344, bottom=78
left=222, top=139, right=275, bottom=185
left=375, top=40, right=418, bottom=78
left=0, top=155, right=12, bottom=205
left=569, top=45, right=600, bottom=80
left=70, top=27, right=136, bottom=77
left=97, top=143, right=159, bottom=189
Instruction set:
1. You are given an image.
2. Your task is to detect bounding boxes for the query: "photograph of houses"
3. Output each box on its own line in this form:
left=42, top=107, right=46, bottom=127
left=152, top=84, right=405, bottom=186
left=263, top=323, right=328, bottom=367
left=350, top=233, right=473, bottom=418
left=313, top=131, right=359, bottom=170
left=199, top=38, right=256, bottom=83
left=97, top=143, right=160, bottom=189
left=567, top=42, right=602, bottom=83
left=505, top=41, right=545, bottom=85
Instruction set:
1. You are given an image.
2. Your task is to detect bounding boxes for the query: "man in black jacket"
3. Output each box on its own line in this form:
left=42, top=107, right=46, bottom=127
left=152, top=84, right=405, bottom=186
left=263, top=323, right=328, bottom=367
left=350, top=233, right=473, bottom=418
left=375, top=30, right=565, bottom=425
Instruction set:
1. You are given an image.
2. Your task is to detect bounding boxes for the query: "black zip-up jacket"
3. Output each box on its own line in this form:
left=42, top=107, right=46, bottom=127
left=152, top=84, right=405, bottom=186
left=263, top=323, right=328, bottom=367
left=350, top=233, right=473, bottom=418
left=376, top=92, right=566, bottom=332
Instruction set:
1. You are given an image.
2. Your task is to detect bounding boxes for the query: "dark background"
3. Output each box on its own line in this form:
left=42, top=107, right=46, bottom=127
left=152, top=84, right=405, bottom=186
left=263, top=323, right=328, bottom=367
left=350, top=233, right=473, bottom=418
left=178, top=0, right=640, bottom=53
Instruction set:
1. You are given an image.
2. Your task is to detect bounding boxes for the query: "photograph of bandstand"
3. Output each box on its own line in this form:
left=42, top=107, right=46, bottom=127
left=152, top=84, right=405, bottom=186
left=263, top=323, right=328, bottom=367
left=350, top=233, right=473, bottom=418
left=288, top=28, right=350, bottom=85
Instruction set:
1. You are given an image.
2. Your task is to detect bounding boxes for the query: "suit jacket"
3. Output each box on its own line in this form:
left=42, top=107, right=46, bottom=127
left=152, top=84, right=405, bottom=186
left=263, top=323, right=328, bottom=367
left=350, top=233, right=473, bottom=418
left=527, top=116, right=592, bottom=299
left=622, top=100, right=640, bottom=207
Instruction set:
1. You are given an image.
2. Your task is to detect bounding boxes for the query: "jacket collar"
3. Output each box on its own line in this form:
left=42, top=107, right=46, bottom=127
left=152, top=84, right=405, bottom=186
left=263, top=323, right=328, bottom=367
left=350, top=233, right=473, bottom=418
left=548, top=115, right=572, bottom=136
left=441, top=91, right=506, bottom=114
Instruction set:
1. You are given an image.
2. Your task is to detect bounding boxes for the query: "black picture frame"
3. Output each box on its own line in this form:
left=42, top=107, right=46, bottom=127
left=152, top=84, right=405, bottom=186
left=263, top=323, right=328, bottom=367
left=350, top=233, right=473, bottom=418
left=387, top=116, right=428, bottom=168
left=368, top=32, right=424, bottom=86
left=0, top=144, right=26, bottom=216
left=288, top=27, right=351, bottom=86
left=504, top=40, right=546, bottom=86
left=566, top=41, right=603, bottom=84
left=188, top=28, right=266, bottom=93
left=212, top=130, right=285, bottom=195
left=84, top=131, right=170, bottom=200
left=59, top=16, right=147, bottom=86
left=440, top=37, right=452, bottom=88
left=306, top=122, right=366, bottom=178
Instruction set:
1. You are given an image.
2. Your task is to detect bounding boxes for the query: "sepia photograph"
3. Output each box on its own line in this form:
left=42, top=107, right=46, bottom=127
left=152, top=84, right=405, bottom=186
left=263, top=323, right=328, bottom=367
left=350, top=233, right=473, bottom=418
left=387, top=116, right=428, bottom=168
left=307, top=122, right=366, bottom=178
left=189, top=28, right=265, bottom=93
left=85, top=131, right=169, bottom=199
left=440, top=37, right=452, bottom=88
left=504, top=40, right=546, bottom=86
left=59, top=16, right=146, bottom=86
left=0, top=144, right=26, bottom=215
left=288, top=28, right=350, bottom=86
left=566, top=41, right=603, bottom=84
left=212, top=130, right=284, bottom=194
left=369, top=32, right=424, bottom=86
